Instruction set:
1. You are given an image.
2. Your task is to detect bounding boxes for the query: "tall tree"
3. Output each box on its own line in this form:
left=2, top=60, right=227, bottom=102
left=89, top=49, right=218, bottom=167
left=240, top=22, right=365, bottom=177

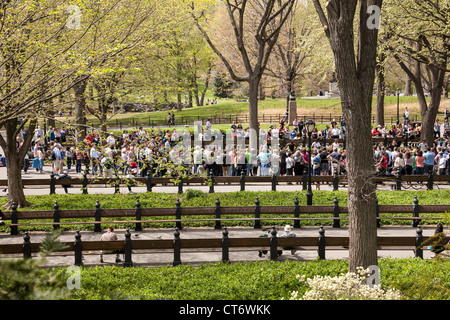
left=0, top=0, right=97, bottom=207
left=312, top=0, right=382, bottom=272
left=191, top=0, right=296, bottom=149
left=383, top=0, right=449, bottom=145
left=265, top=0, right=324, bottom=101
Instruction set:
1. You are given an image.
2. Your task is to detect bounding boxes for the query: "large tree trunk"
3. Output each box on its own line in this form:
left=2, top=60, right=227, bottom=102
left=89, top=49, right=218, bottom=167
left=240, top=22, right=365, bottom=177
left=314, top=0, right=380, bottom=272
left=0, top=118, right=36, bottom=208
left=420, top=86, right=442, bottom=146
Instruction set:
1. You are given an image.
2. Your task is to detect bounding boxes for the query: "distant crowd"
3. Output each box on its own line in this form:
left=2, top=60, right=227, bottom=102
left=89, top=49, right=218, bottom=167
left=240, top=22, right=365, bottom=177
left=7, top=108, right=450, bottom=180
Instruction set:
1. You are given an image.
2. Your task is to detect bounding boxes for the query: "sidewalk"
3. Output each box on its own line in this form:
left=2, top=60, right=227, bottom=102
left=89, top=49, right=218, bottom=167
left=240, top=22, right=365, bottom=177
left=3, top=164, right=445, bottom=197
left=0, top=226, right=437, bottom=267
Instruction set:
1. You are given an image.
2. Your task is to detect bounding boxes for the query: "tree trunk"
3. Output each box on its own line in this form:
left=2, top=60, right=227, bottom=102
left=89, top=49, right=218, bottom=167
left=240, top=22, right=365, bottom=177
left=248, top=77, right=261, bottom=151
left=420, top=86, right=442, bottom=146
left=177, top=91, right=182, bottom=111
left=404, top=74, right=412, bottom=96
left=316, top=0, right=380, bottom=272
left=200, top=65, right=212, bottom=106
left=340, top=79, right=378, bottom=273
left=375, top=55, right=385, bottom=126
left=74, top=78, right=88, bottom=144
left=0, top=118, right=36, bottom=208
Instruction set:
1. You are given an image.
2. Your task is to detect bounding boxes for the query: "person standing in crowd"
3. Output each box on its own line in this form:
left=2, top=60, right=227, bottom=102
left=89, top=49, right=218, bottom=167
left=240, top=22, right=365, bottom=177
left=423, top=147, right=436, bottom=174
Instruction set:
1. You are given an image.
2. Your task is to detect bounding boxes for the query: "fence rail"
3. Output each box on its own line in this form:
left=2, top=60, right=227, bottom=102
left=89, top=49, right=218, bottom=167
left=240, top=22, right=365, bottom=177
left=5, top=172, right=449, bottom=195
left=2, top=226, right=436, bottom=266
left=2, top=196, right=449, bottom=235
left=102, top=112, right=424, bottom=129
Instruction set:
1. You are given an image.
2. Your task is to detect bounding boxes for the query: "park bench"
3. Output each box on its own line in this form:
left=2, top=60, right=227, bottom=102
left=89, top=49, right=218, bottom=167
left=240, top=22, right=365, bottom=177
left=1, top=197, right=449, bottom=235
left=0, top=226, right=434, bottom=267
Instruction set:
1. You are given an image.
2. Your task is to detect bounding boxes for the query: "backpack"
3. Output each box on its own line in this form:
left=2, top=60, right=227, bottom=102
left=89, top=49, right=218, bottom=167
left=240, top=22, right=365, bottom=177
left=51, top=150, right=56, bottom=161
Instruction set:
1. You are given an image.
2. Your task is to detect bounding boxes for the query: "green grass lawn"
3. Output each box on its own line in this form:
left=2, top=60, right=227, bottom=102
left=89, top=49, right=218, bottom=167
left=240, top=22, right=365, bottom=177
left=48, top=258, right=450, bottom=300
left=1, top=190, right=448, bottom=233
left=52, top=95, right=435, bottom=130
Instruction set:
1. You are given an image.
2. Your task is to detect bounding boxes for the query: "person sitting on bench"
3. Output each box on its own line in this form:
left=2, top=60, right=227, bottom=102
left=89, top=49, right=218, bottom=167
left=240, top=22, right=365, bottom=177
left=100, top=227, right=123, bottom=263
left=280, top=225, right=298, bottom=255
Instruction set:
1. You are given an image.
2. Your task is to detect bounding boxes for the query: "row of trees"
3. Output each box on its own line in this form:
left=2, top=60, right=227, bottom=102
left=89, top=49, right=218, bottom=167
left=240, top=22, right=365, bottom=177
left=0, top=0, right=448, bottom=274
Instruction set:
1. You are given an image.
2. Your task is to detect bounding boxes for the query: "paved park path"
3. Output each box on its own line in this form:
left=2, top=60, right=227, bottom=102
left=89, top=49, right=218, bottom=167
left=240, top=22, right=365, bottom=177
left=0, top=164, right=446, bottom=267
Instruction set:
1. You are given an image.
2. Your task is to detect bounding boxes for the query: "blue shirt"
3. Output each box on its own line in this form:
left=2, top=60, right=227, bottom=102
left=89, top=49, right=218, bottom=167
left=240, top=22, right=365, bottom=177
left=423, top=152, right=435, bottom=165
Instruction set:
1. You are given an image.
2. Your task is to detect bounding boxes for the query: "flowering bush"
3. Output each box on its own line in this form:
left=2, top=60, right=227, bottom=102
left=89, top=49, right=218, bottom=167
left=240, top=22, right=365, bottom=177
left=290, top=267, right=403, bottom=300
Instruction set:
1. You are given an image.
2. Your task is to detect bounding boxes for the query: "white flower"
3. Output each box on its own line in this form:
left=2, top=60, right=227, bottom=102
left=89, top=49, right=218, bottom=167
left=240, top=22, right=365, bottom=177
left=290, top=267, right=403, bottom=300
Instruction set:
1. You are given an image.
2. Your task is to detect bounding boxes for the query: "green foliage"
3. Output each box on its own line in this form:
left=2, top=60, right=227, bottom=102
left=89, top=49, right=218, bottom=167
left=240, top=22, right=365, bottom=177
left=0, top=231, right=72, bottom=300
left=213, top=73, right=234, bottom=98
left=182, top=188, right=206, bottom=201
left=0, top=190, right=448, bottom=232
left=60, top=258, right=450, bottom=300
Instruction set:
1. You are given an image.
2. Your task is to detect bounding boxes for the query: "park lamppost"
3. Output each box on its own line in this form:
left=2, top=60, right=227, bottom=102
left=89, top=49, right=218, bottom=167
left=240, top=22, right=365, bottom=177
left=305, top=119, right=315, bottom=206
left=396, top=88, right=400, bottom=125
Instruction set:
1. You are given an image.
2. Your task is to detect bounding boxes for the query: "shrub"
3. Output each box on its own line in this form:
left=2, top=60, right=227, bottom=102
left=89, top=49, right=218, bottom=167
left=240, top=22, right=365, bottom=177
left=290, top=267, right=403, bottom=300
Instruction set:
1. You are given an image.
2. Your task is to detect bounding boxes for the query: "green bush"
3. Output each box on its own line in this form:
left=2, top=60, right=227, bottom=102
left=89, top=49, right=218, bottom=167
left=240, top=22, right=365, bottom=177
left=0, top=190, right=448, bottom=232
left=55, top=258, right=450, bottom=300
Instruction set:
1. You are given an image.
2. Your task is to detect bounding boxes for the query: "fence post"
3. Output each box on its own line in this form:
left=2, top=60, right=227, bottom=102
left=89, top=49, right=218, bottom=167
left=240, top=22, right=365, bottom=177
left=302, top=168, right=307, bottom=190
left=332, top=196, right=340, bottom=228
left=254, top=197, right=261, bottom=229
left=240, top=171, right=245, bottom=191
left=173, top=228, right=181, bottom=266
left=318, top=225, right=326, bottom=260
left=135, top=199, right=142, bottom=232
left=23, top=231, right=31, bottom=259
left=415, top=225, right=423, bottom=259
left=209, top=170, right=214, bottom=194
left=53, top=201, right=60, bottom=231
left=10, top=202, right=18, bottom=235
left=114, top=176, right=120, bottom=194
left=333, top=172, right=339, bottom=191
left=293, top=196, right=300, bottom=229
left=178, top=177, right=183, bottom=194
left=214, top=198, right=221, bottom=230
left=74, top=230, right=83, bottom=266
left=270, top=226, right=278, bottom=261
left=146, top=170, right=153, bottom=192
left=222, top=227, right=229, bottom=263
left=82, top=172, right=88, bottom=194
left=124, top=229, right=133, bottom=267
left=427, top=171, right=433, bottom=190
left=271, top=174, right=277, bottom=191
left=396, top=171, right=402, bottom=190
left=175, top=198, right=182, bottom=230
left=94, top=200, right=102, bottom=232
left=50, top=174, right=56, bottom=195
left=412, top=196, right=420, bottom=228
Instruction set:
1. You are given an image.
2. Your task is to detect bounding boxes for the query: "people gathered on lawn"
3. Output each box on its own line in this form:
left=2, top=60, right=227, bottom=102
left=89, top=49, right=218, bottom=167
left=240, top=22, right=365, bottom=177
left=22, top=117, right=450, bottom=179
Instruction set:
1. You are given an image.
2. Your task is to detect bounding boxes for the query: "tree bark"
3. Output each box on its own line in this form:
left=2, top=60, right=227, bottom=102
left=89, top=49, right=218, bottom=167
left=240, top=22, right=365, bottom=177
left=0, top=118, right=36, bottom=208
left=248, top=76, right=261, bottom=151
left=313, top=0, right=380, bottom=272
left=375, top=53, right=385, bottom=126
left=74, top=78, right=88, bottom=144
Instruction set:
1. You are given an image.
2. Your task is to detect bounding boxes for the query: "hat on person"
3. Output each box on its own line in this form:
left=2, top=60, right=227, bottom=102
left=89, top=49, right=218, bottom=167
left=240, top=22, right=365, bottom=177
left=63, top=170, right=68, bottom=175
left=284, top=225, right=292, bottom=232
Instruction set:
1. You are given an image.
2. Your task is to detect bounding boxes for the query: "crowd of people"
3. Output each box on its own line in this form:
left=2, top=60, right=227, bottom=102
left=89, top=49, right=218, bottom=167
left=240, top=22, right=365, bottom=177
left=9, top=110, right=449, bottom=181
